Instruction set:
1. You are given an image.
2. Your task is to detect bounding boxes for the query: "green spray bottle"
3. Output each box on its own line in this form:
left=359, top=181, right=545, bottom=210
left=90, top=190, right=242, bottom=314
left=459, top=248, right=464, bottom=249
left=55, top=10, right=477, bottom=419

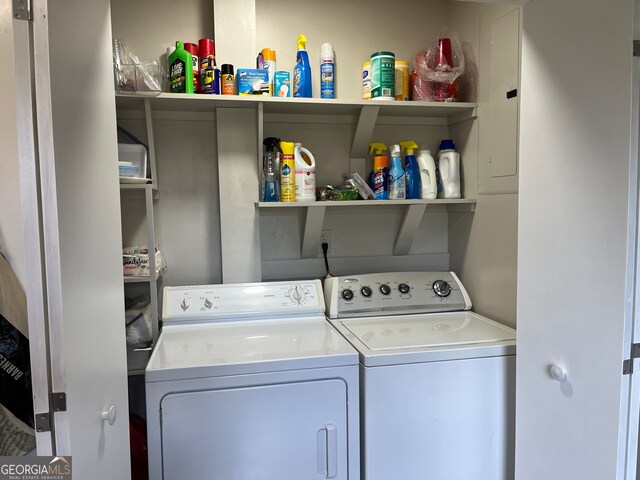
left=168, top=41, right=194, bottom=94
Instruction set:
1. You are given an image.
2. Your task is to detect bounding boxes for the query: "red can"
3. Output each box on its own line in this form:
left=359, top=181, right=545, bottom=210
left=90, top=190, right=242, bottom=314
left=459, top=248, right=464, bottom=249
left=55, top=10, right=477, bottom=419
left=198, top=39, right=215, bottom=93
left=184, top=42, right=200, bottom=92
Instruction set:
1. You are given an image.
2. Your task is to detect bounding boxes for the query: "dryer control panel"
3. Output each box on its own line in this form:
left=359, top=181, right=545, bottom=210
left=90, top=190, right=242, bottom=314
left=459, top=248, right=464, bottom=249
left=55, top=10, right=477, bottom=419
left=163, top=280, right=324, bottom=324
left=324, top=272, right=472, bottom=319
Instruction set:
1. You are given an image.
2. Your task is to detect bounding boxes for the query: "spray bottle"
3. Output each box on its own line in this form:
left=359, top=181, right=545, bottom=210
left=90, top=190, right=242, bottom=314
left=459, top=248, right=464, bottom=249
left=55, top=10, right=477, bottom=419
left=417, top=149, right=437, bottom=200
left=388, top=144, right=406, bottom=200
left=280, top=141, right=296, bottom=202
left=293, top=35, right=312, bottom=98
left=369, top=143, right=389, bottom=200
left=400, top=141, right=421, bottom=199
left=263, top=137, right=282, bottom=202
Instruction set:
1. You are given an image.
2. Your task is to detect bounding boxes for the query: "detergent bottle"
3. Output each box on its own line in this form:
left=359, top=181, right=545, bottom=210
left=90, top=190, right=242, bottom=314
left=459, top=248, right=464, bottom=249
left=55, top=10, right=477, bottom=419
left=280, top=141, right=296, bottom=202
left=293, top=35, right=312, bottom=98
left=168, top=41, right=194, bottom=94
left=437, top=139, right=461, bottom=199
left=417, top=149, right=437, bottom=200
left=294, top=143, right=316, bottom=202
left=369, top=143, right=389, bottom=200
left=262, top=137, right=281, bottom=202
left=400, top=141, right=421, bottom=199
left=388, top=144, right=406, bottom=200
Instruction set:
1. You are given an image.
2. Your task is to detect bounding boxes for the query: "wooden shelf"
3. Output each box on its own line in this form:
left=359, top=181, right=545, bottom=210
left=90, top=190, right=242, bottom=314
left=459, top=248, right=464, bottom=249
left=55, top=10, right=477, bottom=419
left=116, top=92, right=477, bottom=120
left=256, top=199, right=477, bottom=258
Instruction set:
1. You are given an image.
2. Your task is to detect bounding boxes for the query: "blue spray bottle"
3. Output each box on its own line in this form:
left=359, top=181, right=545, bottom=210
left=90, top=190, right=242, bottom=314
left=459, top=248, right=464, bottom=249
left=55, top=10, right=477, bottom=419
left=388, top=144, right=406, bottom=200
left=262, top=137, right=282, bottom=202
left=400, top=141, right=421, bottom=199
left=293, top=34, right=312, bottom=98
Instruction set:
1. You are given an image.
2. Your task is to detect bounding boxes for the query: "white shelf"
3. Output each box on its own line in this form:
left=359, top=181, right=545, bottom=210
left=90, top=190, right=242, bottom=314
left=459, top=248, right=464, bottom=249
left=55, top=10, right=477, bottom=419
left=256, top=199, right=477, bottom=258
left=127, top=347, right=152, bottom=375
left=123, top=272, right=161, bottom=284
left=116, top=92, right=477, bottom=120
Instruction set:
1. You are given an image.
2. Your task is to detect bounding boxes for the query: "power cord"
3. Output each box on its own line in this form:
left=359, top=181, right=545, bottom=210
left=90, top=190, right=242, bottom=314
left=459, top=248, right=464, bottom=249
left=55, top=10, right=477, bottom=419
left=322, top=242, right=333, bottom=278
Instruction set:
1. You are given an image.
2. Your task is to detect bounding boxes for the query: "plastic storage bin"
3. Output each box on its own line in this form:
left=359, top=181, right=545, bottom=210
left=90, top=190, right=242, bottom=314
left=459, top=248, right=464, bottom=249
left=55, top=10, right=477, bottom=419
left=118, top=144, right=148, bottom=183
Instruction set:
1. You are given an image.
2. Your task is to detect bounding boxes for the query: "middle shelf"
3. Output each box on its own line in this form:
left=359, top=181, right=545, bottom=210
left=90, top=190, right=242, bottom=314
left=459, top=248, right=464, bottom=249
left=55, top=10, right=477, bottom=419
left=256, top=199, right=477, bottom=258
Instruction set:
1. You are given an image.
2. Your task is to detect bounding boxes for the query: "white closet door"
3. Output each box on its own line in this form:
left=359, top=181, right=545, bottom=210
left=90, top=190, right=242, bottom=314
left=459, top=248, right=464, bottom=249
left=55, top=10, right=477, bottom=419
left=516, top=0, right=636, bottom=479
left=28, top=0, right=131, bottom=477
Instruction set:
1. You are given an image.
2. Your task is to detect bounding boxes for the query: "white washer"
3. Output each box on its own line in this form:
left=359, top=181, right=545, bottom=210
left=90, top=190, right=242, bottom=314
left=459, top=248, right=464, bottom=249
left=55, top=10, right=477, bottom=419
left=146, top=280, right=360, bottom=480
left=324, top=272, right=516, bottom=480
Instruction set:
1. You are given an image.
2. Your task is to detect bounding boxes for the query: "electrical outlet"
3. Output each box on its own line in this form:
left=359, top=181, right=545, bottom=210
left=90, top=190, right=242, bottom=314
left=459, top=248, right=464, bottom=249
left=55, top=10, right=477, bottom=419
left=320, top=230, right=331, bottom=254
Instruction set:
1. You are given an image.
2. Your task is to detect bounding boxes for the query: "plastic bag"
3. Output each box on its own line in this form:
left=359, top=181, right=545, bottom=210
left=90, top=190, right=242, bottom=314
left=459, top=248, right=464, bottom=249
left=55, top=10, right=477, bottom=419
left=125, top=296, right=152, bottom=349
left=413, top=28, right=465, bottom=102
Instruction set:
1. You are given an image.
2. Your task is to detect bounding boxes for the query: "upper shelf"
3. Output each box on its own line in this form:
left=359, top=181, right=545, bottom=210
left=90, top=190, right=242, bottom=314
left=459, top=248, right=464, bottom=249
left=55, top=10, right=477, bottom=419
left=115, top=92, right=477, bottom=119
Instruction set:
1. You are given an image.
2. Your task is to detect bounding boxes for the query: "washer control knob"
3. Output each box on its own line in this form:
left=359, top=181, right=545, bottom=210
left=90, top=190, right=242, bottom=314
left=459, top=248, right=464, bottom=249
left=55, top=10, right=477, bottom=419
left=398, top=283, right=410, bottom=294
left=204, top=298, right=213, bottom=308
left=379, top=284, right=391, bottom=295
left=432, top=280, right=452, bottom=298
left=360, top=286, right=372, bottom=298
left=341, top=289, right=354, bottom=301
left=181, top=298, right=190, bottom=310
left=288, top=286, right=306, bottom=304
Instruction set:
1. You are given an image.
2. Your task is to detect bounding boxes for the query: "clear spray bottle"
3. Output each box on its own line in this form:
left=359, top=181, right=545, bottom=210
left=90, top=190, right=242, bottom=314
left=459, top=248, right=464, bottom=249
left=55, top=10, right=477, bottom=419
left=263, top=137, right=282, bottom=202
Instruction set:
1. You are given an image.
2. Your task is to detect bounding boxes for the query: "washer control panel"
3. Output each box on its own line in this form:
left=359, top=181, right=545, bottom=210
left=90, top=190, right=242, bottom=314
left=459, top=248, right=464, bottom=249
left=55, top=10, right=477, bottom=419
left=164, top=280, right=323, bottom=324
left=324, top=272, right=472, bottom=319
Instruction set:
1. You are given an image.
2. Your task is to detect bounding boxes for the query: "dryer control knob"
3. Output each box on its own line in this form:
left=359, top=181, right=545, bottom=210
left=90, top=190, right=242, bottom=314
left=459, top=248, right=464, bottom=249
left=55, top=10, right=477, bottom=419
left=398, top=283, right=410, bottom=294
left=204, top=298, right=213, bottom=308
left=361, top=286, right=372, bottom=297
left=432, top=280, right=451, bottom=297
left=379, top=284, right=391, bottom=295
left=341, top=289, right=354, bottom=301
left=181, top=298, right=190, bottom=310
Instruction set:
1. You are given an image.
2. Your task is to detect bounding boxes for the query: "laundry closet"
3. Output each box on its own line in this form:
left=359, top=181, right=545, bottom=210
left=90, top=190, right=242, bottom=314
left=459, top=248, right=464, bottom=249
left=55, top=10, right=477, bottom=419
left=2, top=0, right=638, bottom=479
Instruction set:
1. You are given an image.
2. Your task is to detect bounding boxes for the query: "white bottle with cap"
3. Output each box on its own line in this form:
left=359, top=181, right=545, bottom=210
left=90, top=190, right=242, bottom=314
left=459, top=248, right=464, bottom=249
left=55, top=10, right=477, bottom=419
left=417, top=149, right=437, bottom=200
left=437, top=139, right=461, bottom=199
left=294, top=143, right=316, bottom=202
left=320, top=43, right=335, bottom=99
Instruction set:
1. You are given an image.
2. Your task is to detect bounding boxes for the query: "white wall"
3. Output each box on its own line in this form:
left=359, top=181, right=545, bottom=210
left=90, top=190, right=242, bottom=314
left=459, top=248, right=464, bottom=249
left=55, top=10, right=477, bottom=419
left=0, top=4, right=25, bottom=287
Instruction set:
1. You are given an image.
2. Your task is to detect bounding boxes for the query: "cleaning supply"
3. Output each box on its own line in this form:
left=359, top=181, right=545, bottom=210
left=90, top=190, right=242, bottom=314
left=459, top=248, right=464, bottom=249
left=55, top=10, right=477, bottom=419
left=370, top=51, right=395, bottom=100
left=293, top=35, right=312, bottom=98
left=320, top=43, right=335, bottom=99
left=198, top=39, right=215, bottom=93
left=400, top=141, right=421, bottom=199
left=417, top=149, right=437, bottom=199
left=237, top=69, right=269, bottom=95
left=294, top=143, right=316, bottom=202
left=221, top=64, right=235, bottom=95
left=369, top=143, right=389, bottom=200
left=280, top=141, right=296, bottom=202
left=184, top=42, right=200, bottom=92
left=263, top=137, right=281, bottom=202
left=260, top=48, right=277, bottom=95
left=437, top=139, right=461, bottom=198
left=388, top=144, right=406, bottom=199
left=362, top=61, right=371, bottom=100
left=201, top=55, right=219, bottom=94
left=274, top=71, right=291, bottom=97
left=395, top=61, right=410, bottom=101
left=168, top=41, right=194, bottom=94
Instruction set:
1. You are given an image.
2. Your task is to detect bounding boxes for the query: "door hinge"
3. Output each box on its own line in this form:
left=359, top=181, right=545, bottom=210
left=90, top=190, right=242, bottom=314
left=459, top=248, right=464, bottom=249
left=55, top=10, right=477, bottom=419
left=33, top=393, right=67, bottom=432
left=12, top=0, right=31, bottom=20
left=634, top=40, right=640, bottom=57
left=623, top=343, right=640, bottom=375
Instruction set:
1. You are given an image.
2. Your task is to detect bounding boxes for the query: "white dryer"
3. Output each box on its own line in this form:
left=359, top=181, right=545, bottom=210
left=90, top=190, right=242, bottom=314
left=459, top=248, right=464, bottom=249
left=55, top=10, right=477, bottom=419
left=325, top=272, right=516, bottom=480
left=146, top=280, right=360, bottom=480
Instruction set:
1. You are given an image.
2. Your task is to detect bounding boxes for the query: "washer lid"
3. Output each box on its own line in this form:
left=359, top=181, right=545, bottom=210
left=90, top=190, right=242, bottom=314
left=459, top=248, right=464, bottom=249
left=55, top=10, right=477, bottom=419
left=333, top=312, right=516, bottom=367
left=341, top=312, right=515, bottom=351
left=146, top=316, right=358, bottom=383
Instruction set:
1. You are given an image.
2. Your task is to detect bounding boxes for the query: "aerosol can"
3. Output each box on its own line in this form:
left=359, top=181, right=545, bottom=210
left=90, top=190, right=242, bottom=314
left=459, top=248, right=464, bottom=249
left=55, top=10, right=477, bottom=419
left=262, top=137, right=282, bottom=202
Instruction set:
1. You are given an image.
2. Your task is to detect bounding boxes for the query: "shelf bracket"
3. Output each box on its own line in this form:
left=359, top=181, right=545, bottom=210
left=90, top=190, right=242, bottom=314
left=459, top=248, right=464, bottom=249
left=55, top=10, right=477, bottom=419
left=393, top=204, right=428, bottom=255
left=447, top=107, right=478, bottom=126
left=300, top=206, right=326, bottom=258
left=349, top=105, right=380, bottom=178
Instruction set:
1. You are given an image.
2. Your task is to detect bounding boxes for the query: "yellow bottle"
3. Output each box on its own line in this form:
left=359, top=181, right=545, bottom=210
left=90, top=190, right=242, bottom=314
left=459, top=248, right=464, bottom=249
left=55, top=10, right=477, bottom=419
left=280, top=141, right=296, bottom=202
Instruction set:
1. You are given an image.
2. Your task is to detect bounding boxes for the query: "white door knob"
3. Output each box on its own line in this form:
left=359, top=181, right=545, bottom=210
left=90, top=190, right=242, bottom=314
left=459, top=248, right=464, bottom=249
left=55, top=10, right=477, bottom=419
left=549, top=364, right=566, bottom=382
left=101, top=405, right=117, bottom=426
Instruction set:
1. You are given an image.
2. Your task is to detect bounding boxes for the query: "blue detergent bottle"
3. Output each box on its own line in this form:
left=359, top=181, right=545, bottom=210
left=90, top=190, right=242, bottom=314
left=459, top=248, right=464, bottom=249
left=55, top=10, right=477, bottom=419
left=293, top=34, right=312, bottom=98
left=388, top=144, right=406, bottom=200
left=400, top=141, right=421, bottom=199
